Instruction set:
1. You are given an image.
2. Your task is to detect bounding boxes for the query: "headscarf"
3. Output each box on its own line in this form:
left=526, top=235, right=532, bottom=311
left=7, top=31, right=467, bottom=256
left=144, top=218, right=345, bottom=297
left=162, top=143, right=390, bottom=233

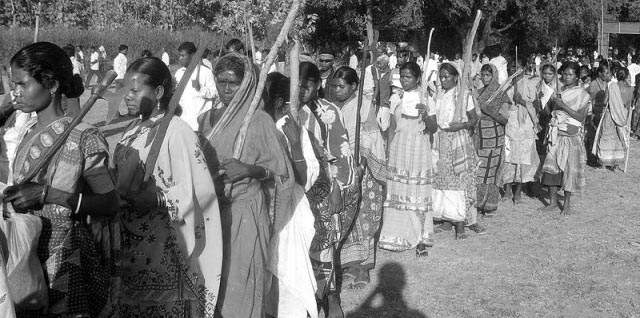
left=202, top=52, right=258, bottom=157
left=476, top=63, right=505, bottom=115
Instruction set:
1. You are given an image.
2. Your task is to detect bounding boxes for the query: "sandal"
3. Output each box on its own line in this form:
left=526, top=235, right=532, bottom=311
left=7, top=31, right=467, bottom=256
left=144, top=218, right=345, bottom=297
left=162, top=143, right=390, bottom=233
left=469, top=223, right=487, bottom=235
left=415, top=243, right=429, bottom=257
left=350, top=269, right=370, bottom=289
left=434, top=221, right=452, bottom=233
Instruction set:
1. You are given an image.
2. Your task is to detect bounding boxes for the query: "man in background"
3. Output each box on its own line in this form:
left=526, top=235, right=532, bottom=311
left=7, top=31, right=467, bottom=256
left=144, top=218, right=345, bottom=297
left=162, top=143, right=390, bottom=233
left=85, top=46, right=100, bottom=89
left=113, top=44, right=128, bottom=89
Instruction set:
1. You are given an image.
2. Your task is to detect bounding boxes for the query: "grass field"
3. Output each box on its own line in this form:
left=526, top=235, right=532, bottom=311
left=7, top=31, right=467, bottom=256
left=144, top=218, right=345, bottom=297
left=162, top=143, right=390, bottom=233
left=3, top=74, right=640, bottom=318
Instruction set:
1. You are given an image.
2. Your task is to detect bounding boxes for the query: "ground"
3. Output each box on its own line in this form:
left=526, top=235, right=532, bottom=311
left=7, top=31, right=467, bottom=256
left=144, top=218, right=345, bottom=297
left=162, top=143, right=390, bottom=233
left=3, top=75, right=640, bottom=318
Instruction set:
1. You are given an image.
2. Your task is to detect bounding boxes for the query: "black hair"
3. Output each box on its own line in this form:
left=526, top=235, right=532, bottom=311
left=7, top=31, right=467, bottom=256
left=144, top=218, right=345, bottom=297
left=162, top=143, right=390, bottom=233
left=541, top=64, right=556, bottom=74
left=264, top=72, right=287, bottom=116
left=90, top=46, right=96, bottom=50
left=579, top=65, right=590, bottom=74
left=562, top=61, right=580, bottom=77
left=225, top=39, right=245, bottom=53
left=480, top=63, right=493, bottom=74
left=11, top=42, right=84, bottom=99
left=439, top=63, right=459, bottom=77
left=141, top=50, right=153, bottom=58
left=398, top=50, right=411, bottom=58
left=126, top=57, right=174, bottom=108
left=616, top=66, right=629, bottom=82
left=118, top=44, right=128, bottom=52
left=63, top=45, right=75, bottom=58
left=214, top=54, right=245, bottom=79
left=333, top=66, right=359, bottom=86
left=399, top=62, right=421, bottom=79
left=317, top=47, right=335, bottom=57
left=178, top=42, right=197, bottom=54
left=300, top=62, right=320, bottom=83
left=264, top=75, right=290, bottom=119
left=597, top=60, right=610, bottom=74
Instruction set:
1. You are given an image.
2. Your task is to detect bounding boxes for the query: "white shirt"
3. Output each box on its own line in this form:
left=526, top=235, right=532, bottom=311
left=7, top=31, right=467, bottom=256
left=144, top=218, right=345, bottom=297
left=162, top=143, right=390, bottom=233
left=424, top=58, right=439, bottom=83
left=162, top=52, right=170, bottom=66
left=113, top=53, right=128, bottom=80
left=202, top=58, right=212, bottom=70
left=90, top=52, right=99, bottom=70
left=429, top=89, right=474, bottom=129
left=362, top=65, right=375, bottom=96
left=628, top=63, right=640, bottom=86
left=175, top=64, right=217, bottom=131
left=70, top=57, right=81, bottom=75
left=389, top=54, right=397, bottom=70
left=489, top=56, right=508, bottom=84
left=349, top=54, right=358, bottom=69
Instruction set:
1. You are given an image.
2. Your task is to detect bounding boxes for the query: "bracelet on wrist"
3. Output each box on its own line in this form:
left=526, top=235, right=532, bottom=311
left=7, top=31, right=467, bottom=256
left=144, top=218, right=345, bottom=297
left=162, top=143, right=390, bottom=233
left=40, top=185, right=50, bottom=206
left=259, top=167, right=272, bottom=181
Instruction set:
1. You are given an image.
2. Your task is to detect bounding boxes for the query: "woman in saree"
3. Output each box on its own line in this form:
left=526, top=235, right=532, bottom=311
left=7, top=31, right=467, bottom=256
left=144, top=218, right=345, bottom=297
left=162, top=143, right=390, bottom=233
left=427, top=62, right=480, bottom=239
left=502, top=65, right=541, bottom=204
left=586, top=62, right=611, bottom=165
left=538, top=62, right=589, bottom=215
left=298, top=62, right=359, bottom=318
left=592, top=67, right=633, bottom=170
left=379, top=62, right=435, bottom=257
left=198, top=53, right=293, bottom=318
left=262, top=75, right=319, bottom=318
left=115, top=57, right=222, bottom=317
left=474, top=63, right=509, bottom=217
left=331, top=66, right=386, bottom=289
left=3, top=42, right=119, bottom=317
left=535, top=63, right=559, bottom=157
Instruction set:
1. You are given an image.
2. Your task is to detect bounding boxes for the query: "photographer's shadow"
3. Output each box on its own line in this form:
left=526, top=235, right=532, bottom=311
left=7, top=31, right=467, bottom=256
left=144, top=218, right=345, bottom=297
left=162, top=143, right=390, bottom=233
left=346, top=262, right=428, bottom=318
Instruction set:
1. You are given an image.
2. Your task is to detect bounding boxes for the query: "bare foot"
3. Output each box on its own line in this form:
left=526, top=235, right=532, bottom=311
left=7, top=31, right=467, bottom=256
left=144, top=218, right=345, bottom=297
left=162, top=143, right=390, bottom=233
left=537, top=204, right=561, bottom=213
left=502, top=190, right=513, bottom=202
left=561, top=206, right=575, bottom=215
left=513, top=193, right=523, bottom=205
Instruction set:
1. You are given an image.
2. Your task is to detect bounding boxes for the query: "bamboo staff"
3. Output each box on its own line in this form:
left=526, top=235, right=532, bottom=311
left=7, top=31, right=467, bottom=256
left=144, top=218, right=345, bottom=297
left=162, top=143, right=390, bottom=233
left=353, top=37, right=370, bottom=164
left=457, top=10, right=482, bottom=120
left=289, top=38, right=301, bottom=120
left=19, top=71, right=117, bottom=184
left=420, top=28, right=435, bottom=104
left=624, top=104, right=632, bottom=173
left=33, top=1, right=41, bottom=42
left=143, top=45, right=209, bottom=180
left=230, top=0, right=304, bottom=160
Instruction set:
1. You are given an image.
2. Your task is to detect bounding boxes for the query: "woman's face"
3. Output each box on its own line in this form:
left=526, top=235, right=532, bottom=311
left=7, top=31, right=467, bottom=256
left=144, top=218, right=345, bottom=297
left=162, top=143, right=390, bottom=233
left=599, top=68, right=611, bottom=82
left=124, top=72, right=158, bottom=117
left=439, top=68, right=458, bottom=91
left=580, top=68, right=589, bottom=79
left=299, top=78, right=319, bottom=104
left=480, top=70, right=493, bottom=86
left=563, top=68, right=578, bottom=87
left=542, top=68, right=555, bottom=84
left=399, top=68, right=419, bottom=91
left=10, top=66, right=54, bottom=113
left=216, top=70, right=243, bottom=107
left=333, top=78, right=357, bottom=103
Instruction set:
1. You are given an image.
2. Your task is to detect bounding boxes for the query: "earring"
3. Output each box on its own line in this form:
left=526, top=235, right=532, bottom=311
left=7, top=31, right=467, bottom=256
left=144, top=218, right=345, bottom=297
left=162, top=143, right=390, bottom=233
left=157, top=100, right=161, bottom=110
left=50, top=91, right=55, bottom=96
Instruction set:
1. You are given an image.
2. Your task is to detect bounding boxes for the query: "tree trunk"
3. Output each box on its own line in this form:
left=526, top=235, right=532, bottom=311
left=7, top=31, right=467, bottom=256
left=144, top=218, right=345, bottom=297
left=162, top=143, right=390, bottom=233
left=9, top=0, right=16, bottom=27
left=365, top=5, right=376, bottom=62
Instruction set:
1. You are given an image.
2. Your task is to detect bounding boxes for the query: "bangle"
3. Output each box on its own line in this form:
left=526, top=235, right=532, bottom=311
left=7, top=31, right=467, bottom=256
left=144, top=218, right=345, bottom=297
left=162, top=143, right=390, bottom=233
left=40, top=185, right=50, bottom=206
left=74, top=193, right=83, bottom=215
left=292, top=158, right=306, bottom=163
left=259, top=167, right=272, bottom=181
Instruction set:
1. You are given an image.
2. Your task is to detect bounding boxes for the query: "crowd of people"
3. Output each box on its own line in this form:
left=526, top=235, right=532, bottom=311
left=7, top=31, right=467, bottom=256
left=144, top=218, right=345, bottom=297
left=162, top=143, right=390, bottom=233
left=0, top=36, right=637, bottom=318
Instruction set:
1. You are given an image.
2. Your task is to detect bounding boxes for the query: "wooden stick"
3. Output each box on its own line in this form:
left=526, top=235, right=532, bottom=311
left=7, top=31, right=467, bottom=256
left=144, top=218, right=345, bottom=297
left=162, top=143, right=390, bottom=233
left=421, top=28, right=435, bottom=104
left=624, top=105, right=632, bottom=173
left=485, top=70, right=523, bottom=105
left=33, top=1, right=41, bottom=42
left=289, top=38, right=301, bottom=120
left=458, top=10, right=482, bottom=120
left=20, top=71, right=117, bottom=184
left=231, top=0, right=304, bottom=159
left=143, top=44, right=209, bottom=180
left=353, top=36, right=369, bottom=164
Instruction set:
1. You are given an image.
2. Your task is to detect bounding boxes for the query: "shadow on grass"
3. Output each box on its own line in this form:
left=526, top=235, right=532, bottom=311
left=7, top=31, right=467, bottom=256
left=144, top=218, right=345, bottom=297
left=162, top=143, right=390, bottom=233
left=346, top=262, right=428, bottom=318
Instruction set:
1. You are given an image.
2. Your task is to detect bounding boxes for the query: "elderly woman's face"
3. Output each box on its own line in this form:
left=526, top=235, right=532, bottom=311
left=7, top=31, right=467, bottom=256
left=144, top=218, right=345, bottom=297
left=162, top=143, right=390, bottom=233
left=10, top=66, right=53, bottom=113
left=216, top=70, right=243, bottom=106
left=333, top=78, right=357, bottom=103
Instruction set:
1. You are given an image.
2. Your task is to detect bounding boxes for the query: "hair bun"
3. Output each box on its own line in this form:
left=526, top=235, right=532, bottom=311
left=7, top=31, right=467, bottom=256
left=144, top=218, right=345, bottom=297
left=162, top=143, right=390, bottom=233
left=64, top=74, right=85, bottom=99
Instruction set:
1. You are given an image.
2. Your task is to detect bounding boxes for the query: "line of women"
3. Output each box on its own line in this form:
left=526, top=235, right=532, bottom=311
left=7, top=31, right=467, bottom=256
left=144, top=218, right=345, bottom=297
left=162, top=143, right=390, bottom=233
left=0, top=42, right=385, bottom=318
